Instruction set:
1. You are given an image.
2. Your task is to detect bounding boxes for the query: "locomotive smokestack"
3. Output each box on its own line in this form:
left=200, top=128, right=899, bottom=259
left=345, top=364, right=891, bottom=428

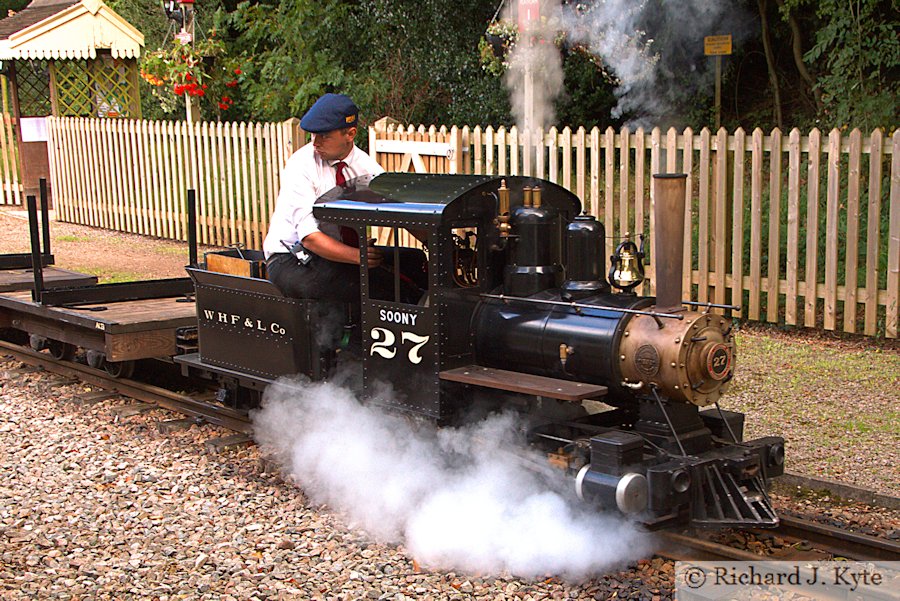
left=652, top=174, right=687, bottom=312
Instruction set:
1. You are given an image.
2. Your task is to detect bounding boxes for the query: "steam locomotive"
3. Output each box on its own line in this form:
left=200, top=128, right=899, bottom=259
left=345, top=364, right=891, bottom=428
left=175, top=172, right=785, bottom=529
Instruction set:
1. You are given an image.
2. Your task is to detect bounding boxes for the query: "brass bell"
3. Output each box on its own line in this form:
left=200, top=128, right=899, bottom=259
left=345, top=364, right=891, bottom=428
left=609, top=234, right=645, bottom=292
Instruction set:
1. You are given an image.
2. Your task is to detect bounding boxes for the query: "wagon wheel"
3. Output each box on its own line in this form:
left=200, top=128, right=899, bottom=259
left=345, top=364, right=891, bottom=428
left=104, top=359, right=135, bottom=379
left=47, top=340, right=77, bottom=362
left=85, top=350, right=105, bottom=369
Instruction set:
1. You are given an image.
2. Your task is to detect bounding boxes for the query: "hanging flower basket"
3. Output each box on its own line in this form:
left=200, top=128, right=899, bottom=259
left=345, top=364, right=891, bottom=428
left=139, top=33, right=245, bottom=116
left=478, top=20, right=519, bottom=75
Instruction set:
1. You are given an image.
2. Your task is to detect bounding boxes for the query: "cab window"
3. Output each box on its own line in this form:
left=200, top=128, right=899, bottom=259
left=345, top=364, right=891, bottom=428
left=368, top=226, right=429, bottom=305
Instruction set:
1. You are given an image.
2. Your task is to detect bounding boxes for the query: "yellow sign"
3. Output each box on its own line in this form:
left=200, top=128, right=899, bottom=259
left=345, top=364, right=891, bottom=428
left=704, top=35, right=732, bottom=56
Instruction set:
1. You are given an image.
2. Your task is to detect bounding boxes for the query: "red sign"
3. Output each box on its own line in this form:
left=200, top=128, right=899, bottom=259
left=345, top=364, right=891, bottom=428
left=518, top=0, right=540, bottom=31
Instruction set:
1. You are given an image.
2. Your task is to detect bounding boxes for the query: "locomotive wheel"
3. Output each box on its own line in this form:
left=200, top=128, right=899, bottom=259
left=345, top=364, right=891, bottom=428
left=104, top=360, right=135, bottom=379
left=47, top=340, right=77, bottom=362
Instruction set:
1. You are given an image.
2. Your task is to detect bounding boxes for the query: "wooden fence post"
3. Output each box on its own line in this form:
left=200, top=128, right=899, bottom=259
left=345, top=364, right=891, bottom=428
left=31, top=117, right=900, bottom=339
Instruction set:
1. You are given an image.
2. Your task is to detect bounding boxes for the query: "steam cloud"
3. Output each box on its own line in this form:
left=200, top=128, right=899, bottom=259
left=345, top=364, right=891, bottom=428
left=503, top=2, right=565, bottom=132
left=503, top=0, right=753, bottom=127
left=252, top=375, right=650, bottom=579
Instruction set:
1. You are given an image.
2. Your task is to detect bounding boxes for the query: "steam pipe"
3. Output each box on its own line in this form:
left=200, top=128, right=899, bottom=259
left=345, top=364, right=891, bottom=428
left=479, top=293, right=683, bottom=321
left=652, top=174, right=687, bottom=312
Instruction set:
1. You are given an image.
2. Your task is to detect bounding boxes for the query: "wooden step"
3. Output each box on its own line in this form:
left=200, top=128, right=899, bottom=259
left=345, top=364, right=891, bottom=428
left=439, top=365, right=607, bottom=402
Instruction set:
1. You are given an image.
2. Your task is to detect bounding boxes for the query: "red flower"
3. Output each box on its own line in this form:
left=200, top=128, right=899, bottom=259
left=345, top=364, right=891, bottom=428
left=185, top=73, right=193, bottom=82
left=218, top=102, right=229, bottom=110
left=234, top=68, right=242, bottom=75
left=202, top=84, right=208, bottom=89
left=225, top=79, right=238, bottom=88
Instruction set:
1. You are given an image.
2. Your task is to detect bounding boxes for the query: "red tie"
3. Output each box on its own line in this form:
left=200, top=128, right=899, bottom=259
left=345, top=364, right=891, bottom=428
left=334, top=161, right=347, bottom=186
left=335, top=161, right=359, bottom=246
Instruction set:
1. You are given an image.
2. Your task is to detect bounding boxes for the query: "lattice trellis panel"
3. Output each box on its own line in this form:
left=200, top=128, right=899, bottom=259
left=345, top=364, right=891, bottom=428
left=14, top=60, right=51, bottom=117
left=53, top=55, right=140, bottom=118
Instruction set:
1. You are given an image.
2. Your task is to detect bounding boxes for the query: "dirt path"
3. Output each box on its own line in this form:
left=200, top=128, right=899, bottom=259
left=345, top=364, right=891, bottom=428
left=0, top=208, right=222, bottom=282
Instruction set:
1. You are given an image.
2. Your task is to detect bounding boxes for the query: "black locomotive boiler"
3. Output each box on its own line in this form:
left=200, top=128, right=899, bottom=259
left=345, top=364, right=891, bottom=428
left=176, top=172, right=785, bottom=529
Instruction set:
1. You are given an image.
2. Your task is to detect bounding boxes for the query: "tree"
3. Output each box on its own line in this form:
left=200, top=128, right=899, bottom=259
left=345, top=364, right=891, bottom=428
left=222, top=0, right=508, bottom=126
left=783, top=0, right=898, bottom=129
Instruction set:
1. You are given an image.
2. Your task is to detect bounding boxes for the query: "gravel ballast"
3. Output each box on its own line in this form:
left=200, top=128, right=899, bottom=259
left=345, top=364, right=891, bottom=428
left=2, top=207, right=899, bottom=598
left=0, top=358, right=666, bottom=600
left=2, top=355, right=898, bottom=600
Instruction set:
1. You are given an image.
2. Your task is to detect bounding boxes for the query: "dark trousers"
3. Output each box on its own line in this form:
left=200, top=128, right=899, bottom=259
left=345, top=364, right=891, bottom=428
left=267, top=247, right=428, bottom=304
left=267, top=252, right=360, bottom=302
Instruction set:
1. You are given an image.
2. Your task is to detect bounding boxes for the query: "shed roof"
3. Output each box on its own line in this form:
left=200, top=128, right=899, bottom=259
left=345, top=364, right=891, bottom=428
left=0, top=0, right=143, bottom=60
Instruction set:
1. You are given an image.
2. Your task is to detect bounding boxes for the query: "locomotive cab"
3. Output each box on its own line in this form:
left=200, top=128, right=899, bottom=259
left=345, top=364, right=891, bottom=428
left=313, top=173, right=576, bottom=421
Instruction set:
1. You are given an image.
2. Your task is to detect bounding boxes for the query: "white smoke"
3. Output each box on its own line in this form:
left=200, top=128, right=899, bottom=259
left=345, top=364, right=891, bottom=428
left=252, top=375, right=651, bottom=579
left=503, top=2, right=565, bottom=132
left=559, top=0, right=660, bottom=123
left=502, top=0, right=752, bottom=127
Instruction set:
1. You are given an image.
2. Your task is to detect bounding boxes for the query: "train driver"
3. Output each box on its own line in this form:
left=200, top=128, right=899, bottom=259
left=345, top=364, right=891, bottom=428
left=263, top=93, right=385, bottom=302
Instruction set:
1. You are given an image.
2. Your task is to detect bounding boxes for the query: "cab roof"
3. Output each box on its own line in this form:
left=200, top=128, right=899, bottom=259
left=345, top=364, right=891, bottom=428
left=313, top=173, right=582, bottom=226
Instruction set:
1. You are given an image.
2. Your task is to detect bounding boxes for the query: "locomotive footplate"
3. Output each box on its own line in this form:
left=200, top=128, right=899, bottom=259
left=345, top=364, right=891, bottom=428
left=439, top=365, right=608, bottom=401
left=175, top=352, right=278, bottom=392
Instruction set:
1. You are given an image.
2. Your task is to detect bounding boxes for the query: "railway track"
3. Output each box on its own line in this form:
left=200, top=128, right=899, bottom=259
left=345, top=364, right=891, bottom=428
left=0, top=339, right=252, bottom=434
left=3, top=338, right=899, bottom=565
left=657, top=510, right=900, bottom=562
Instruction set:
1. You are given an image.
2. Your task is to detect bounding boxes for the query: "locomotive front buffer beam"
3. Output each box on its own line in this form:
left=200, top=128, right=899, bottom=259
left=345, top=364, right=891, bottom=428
left=569, top=424, right=785, bottom=530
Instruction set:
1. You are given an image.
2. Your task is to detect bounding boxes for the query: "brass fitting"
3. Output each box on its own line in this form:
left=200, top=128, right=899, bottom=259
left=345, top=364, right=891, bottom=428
left=559, top=343, right=574, bottom=369
left=498, top=179, right=510, bottom=216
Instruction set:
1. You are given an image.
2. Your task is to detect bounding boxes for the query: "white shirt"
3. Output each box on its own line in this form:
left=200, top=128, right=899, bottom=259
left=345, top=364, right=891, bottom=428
left=263, top=143, right=384, bottom=258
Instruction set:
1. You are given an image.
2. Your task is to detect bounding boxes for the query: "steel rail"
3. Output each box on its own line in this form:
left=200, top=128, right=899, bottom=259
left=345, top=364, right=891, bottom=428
left=761, top=515, right=900, bottom=562
left=656, top=531, right=768, bottom=561
left=0, top=340, right=252, bottom=434
left=656, top=516, right=900, bottom=563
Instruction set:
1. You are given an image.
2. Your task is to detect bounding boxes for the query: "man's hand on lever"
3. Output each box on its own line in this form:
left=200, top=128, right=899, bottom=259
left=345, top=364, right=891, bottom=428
left=301, top=231, right=382, bottom=267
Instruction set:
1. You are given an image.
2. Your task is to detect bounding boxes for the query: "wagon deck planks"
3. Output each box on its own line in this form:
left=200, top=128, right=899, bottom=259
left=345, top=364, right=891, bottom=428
left=0, top=291, right=196, bottom=362
left=0, top=268, right=97, bottom=292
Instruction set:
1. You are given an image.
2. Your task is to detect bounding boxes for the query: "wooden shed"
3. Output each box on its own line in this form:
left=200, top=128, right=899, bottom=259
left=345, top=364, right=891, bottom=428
left=0, top=0, right=143, bottom=200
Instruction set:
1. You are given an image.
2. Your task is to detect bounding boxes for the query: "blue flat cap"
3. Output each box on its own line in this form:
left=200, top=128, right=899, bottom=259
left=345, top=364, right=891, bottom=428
left=300, top=93, right=359, bottom=133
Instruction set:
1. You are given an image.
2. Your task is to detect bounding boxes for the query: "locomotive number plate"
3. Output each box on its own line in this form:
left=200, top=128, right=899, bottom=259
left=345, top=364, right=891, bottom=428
left=706, top=343, right=732, bottom=380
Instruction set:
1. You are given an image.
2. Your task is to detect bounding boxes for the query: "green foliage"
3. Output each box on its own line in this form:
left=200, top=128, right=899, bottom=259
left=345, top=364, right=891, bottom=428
left=556, top=49, right=621, bottom=129
left=786, top=0, right=898, bottom=129
left=107, top=0, right=896, bottom=131
left=222, top=0, right=505, bottom=126
left=0, top=0, right=28, bottom=15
